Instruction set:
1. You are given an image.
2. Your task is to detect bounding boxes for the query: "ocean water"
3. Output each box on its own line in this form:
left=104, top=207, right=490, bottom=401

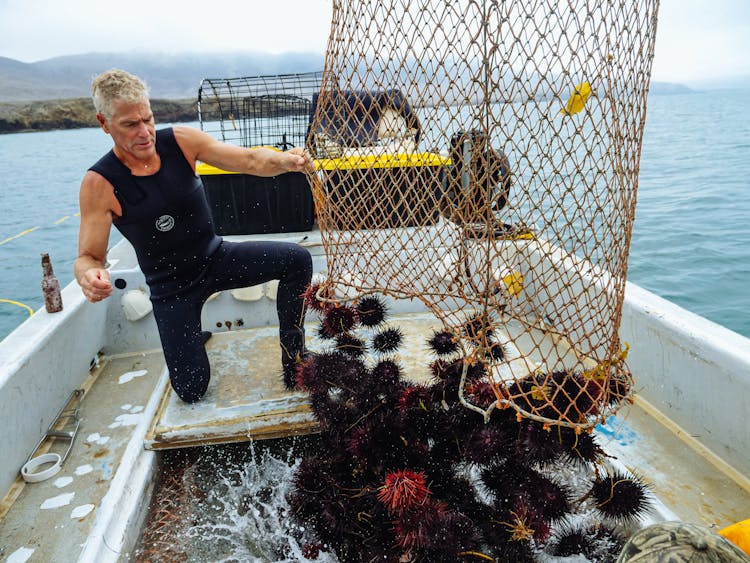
left=1, top=91, right=749, bottom=343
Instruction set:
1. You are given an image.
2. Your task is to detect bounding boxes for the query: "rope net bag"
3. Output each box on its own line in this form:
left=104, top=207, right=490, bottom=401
left=307, top=0, right=659, bottom=429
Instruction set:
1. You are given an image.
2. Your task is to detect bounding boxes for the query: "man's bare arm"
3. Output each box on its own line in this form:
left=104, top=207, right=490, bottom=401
left=75, top=171, right=116, bottom=303
left=172, top=126, right=314, bottom=176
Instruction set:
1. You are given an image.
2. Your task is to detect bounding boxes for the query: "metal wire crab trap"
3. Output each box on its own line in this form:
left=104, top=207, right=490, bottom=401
left=306, top=0, right=660, bottom=429
left=198, top=71, right=323, bottom=149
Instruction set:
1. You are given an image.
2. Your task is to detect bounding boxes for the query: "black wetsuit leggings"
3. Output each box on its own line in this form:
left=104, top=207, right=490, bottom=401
left=150, top=240, right=312, bottom=403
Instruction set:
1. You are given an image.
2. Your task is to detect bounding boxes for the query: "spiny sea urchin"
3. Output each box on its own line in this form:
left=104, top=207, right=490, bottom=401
left=485, top=339, right=506, bottom=361
left=372, top=326, right=403, bottom=353
left=549, top=522, right=626, bottom=561
left=355, top=295, right=388, bottom=327
left=465, top=381, right=497, bottom=408
left=397, top=385, right=431, bottom=413
left=557, top=426, right=605, bottom=466
left=335, top=333, right=367, bottom=357
left=463, top=425, right=512, bottom=464
left=427, top=330, right=459, bottom=356
left=301, top=283, right=324, bottom=311
left=589, top=469, right=653, bottom=524
left=321, top=304, right=358, bottom=336
left=371, top=358, right=402, bottom=387
left=377, top=469, right=431, bottom=514
left=461, top=312, right=494, bottom=342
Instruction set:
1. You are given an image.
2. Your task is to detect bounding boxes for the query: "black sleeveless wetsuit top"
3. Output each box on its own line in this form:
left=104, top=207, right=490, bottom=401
left=89, top=128, right=221, bottom=298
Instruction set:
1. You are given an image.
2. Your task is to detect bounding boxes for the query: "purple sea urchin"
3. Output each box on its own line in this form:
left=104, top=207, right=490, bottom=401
left=397, top=385, right=431, bottom=413
left=590, top=470, right=653, bottom=524
left=335, top=333, right=367, bottom=356
left=486, top=339, right=506, bottom=361
left=522, top=473, right=572, bottom=523
left=549, top=523, right=626, bottom=561
left=371, top=358, right=402, bottom=387
left=316, top=321, right=336, bottom=340
left=322, top=304, right=358, bottom=336
left=558, top=427, right=605, bottom=466
left=462, top=313, right=494, bottom=342
left=549, top=523, right=599, bottom=558
left=372, top=326, right=403, bottom=353
left=355, top=295, right=388, bottom=327
left=427, top=330, right=459, bottom=356
left=463, top=426, right=512, bottom=464
left=419, top=502, right=479, bottom=554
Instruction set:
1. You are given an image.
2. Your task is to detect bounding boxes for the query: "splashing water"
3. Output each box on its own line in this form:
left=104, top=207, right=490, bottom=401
left=134, top=438, right=339, bottom=562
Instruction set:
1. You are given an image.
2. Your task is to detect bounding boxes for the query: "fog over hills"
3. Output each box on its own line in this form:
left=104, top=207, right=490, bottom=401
left=0, top=51, right=326, bottom=101
left=0, top=50, right=728, bottom=104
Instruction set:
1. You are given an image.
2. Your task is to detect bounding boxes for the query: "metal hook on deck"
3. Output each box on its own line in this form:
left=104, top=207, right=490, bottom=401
left=20, top=389, right=84, bottom=483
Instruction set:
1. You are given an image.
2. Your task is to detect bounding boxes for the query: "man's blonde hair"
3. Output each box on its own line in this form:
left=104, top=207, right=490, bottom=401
left=91, top=69, right=150, bottom=120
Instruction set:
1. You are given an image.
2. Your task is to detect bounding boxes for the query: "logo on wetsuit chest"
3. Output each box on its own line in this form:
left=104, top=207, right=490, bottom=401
left=155, top=214, right=175, bottom=232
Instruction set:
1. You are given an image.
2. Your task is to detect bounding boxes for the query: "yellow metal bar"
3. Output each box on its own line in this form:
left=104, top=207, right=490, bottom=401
left=196, top=152, right=451, bottom=176
left=316, top=152, right=450, bottom=170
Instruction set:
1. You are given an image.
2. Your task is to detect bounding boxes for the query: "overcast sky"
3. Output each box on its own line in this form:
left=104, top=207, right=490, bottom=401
left=0, top=0, right=748, bottom=84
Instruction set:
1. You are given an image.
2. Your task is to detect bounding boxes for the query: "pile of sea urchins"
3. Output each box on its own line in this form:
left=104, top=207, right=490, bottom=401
left=287, top=286, right=651, bottom=562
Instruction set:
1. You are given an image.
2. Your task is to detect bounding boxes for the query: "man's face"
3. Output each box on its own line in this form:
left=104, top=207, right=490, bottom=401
left=99, top=99, right=156, bottom=160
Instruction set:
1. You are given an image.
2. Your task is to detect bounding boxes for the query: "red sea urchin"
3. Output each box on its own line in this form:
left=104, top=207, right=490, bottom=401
left=301, top=282, right=329, bottom=313
left=377, top=469, right=431, bottom=514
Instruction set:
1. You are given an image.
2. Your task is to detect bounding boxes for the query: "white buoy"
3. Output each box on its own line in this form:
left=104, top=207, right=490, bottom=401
left=121, top=289, right=153, bottom=321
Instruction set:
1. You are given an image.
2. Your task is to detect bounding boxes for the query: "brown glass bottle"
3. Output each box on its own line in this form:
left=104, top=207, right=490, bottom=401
left=41, top=253, right=63, bottom=313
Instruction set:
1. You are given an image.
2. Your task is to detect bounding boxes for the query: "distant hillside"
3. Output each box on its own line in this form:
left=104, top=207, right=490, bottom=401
left=0, top=98, right=198, bottom=134
left=0, top=51, right=325, bottom=102
left=648, top=81, right=694, bottom=95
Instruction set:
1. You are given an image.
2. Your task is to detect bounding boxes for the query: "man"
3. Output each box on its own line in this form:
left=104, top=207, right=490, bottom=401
left=75, top=68, right=313, bottom=402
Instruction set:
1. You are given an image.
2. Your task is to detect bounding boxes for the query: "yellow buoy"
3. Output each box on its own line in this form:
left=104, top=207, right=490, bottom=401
left=560, top=82, right=592, bottom=116
left=719, top=518, right=750, bottom=555
left=502, top=270, right=524, bottom=298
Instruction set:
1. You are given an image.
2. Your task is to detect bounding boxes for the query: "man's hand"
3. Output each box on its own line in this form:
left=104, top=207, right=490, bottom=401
left=79, top=268, right=113, bottom=303
left=285, top=147, right=315, bottom=173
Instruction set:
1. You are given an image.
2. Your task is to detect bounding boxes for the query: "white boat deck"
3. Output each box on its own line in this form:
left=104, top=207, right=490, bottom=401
left=145, top=310, right=590, bottom=450
left=0, top=349, right=166, bottom=563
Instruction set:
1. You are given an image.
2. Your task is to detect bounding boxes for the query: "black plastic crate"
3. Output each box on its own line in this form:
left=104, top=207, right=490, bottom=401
left=200, top=170, right=314, bottom=235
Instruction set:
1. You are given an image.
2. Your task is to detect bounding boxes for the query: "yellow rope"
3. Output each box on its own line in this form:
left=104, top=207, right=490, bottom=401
left=0, top=298, right=34, bottom=316
left=0, top=226, right=39, bottom=246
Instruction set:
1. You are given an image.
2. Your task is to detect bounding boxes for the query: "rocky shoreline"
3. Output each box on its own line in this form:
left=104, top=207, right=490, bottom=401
left=0, top=98, right=198, bottom=134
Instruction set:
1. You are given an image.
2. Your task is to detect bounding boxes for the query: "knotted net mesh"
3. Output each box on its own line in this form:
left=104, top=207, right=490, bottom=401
left=307, top=0, right=659, bottom=428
